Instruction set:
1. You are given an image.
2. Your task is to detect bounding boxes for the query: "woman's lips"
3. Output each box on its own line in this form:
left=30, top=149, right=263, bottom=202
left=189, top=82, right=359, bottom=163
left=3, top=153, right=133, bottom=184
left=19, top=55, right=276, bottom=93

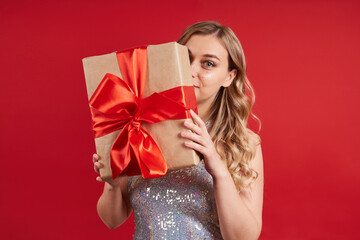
left=193, top=85, right=200, bottom=88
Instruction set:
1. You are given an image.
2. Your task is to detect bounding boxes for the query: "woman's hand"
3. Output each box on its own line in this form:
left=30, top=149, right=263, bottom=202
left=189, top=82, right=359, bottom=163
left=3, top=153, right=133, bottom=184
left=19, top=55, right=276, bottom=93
left=180, top=109, right=229, bottom=179
left=93, top=153, right=121, bottom=187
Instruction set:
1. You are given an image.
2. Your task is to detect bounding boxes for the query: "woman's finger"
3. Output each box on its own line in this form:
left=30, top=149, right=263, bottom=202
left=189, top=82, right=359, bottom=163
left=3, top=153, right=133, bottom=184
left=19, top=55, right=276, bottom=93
left=189, top=109, right=206, bottom=129
left=93, top=153, right=99, bottom=163
left=184, top=140, right=207, bottom=154
left=94, top=161, right=103, bottom=174
left=184, top=120, right=202, bottom=135
left=180, top=131, right=203, bottom=145
left=96, top=176, right=104, bottom=182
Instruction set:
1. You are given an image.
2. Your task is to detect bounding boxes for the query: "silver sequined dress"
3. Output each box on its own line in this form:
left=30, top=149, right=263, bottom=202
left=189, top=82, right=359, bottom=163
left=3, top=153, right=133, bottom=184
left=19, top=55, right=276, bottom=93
left=127, top=160, right=223, bottom=239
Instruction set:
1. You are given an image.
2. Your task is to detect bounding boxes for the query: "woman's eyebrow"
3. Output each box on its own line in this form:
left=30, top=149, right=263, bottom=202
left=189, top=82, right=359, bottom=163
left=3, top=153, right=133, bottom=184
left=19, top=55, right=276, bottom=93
left=202, top=54, right=220, bottom=61
left=187, top=49, right=220, bottom=61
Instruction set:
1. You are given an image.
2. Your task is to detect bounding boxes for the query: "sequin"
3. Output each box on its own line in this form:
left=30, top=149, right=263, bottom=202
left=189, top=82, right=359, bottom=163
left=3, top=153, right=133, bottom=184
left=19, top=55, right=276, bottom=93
left=127, top=160, right=223, bottom=239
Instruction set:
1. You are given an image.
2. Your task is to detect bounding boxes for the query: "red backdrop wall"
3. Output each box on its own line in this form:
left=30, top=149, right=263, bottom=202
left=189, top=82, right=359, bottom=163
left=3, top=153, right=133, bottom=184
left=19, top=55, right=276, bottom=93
left=1, top=0, right=359, bottom=239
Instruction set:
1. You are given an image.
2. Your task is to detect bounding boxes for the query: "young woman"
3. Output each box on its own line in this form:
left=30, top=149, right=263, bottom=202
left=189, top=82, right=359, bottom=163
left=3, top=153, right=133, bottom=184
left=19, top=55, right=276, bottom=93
left=93, top=21, right=264, bottom=240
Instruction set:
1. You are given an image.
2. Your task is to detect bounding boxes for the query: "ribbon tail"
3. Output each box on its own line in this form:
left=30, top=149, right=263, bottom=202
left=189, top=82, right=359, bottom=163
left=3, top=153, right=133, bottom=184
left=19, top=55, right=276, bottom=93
left=129, top=127, right=168, bottom=178
left=110, top=124, right=132, bottom=179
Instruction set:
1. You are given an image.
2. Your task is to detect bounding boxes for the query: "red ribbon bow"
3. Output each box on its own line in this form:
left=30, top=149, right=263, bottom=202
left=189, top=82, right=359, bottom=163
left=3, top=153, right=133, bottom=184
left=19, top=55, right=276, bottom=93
left=89, top=47, right=197, bottom=179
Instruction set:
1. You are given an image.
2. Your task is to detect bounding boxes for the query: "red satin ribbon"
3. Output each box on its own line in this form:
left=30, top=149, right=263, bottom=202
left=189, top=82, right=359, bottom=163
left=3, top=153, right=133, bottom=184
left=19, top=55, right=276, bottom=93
left=89, top=47, right=197, bottom=179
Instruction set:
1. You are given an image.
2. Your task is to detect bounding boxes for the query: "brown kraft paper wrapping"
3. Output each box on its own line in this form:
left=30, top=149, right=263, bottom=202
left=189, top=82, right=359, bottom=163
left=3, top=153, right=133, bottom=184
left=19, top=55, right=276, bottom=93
left=82, top=42, right=200, bottom=180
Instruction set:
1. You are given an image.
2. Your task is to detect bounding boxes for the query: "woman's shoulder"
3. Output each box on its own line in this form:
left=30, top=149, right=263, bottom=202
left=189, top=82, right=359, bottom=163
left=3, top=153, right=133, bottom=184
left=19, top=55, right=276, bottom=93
left=247, top=128, right=261, bottom=146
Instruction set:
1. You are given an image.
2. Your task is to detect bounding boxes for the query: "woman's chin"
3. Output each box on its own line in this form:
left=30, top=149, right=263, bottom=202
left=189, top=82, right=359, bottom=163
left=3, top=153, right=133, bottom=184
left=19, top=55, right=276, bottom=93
left=194, top=89, right=200, bottom=102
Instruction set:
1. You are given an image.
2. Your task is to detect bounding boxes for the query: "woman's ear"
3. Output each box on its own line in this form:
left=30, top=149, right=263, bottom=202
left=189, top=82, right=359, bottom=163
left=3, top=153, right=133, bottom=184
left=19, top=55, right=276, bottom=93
left=222, top=69, right=237, bottom=88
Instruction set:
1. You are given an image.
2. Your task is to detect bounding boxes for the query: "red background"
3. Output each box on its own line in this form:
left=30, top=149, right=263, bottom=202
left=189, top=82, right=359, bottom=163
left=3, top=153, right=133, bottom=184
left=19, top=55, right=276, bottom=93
left=1, top=0, right=359, bottom=239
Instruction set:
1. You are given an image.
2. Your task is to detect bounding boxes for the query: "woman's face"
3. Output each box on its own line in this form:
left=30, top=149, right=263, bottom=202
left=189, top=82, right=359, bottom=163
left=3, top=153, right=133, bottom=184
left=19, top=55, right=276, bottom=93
left=185, top=34, right=237, bottom=106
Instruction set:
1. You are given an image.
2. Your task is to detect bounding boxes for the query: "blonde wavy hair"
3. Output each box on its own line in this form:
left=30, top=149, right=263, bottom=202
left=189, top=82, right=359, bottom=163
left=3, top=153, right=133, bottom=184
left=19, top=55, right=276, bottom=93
left=178, top=21, right=261, bottom=192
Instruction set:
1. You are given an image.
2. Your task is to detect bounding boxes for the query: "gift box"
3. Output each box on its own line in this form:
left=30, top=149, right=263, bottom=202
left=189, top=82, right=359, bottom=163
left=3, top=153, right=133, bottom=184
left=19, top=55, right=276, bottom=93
left=82, top=42, right=200, bottom=180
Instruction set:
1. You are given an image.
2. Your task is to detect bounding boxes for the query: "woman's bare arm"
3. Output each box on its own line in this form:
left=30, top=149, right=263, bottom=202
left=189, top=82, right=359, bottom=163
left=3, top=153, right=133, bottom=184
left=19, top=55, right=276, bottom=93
left=213, top=144, right=263, bottom=240
left=93, top=154, right=133, bottom=229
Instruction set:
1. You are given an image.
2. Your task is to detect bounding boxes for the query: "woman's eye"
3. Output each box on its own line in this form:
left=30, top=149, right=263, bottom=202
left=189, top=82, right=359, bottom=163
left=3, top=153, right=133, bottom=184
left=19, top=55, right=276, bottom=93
left=203, top=61, right=215, bottom=68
